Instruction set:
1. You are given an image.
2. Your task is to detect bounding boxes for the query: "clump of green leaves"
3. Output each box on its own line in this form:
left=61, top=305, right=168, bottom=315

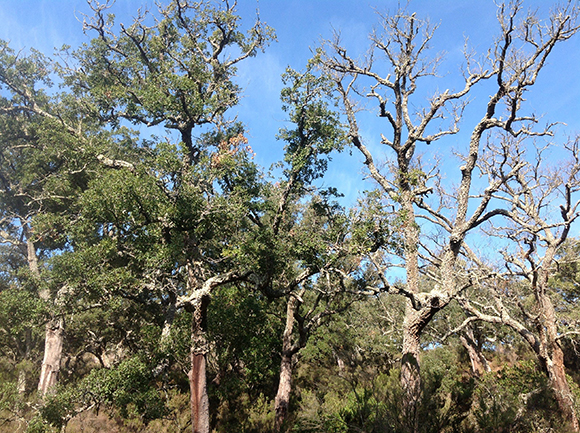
left=278, top=65, right=347, bottom=189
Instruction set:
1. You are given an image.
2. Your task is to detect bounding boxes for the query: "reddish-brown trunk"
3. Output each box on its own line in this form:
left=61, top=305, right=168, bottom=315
left=189, top=296, right=210, bottom=433
left=545, top=346, right=579, bottom=431
left=189, top=352, right=210, bottom=433
left=495, top=293, right=579, bottom=431
left=538, top=291, right=578, bottom=430
left=37, top=316, right=64, bottom=395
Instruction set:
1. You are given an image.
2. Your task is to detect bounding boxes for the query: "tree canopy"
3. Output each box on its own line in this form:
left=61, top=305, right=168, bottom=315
left=1, top=1, right=580, bottom=433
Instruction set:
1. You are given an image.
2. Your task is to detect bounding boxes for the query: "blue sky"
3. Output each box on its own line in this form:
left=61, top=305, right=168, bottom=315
left=1, top=0, right=579, bottom=209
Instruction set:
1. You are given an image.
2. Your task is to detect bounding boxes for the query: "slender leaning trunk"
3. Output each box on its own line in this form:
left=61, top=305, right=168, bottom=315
left=189, top=296, right=210, bottom=433
left=17, top=370, right=26, bottom=394
left=17, top=328, right=32, bottom=394
left=161, top=291, right=177, bottom=344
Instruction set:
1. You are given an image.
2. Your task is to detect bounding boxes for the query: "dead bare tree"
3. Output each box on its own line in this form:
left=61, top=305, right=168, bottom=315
left=317, top=1, right=580, bottom=427
left=455, top=136, right=580, bottom=431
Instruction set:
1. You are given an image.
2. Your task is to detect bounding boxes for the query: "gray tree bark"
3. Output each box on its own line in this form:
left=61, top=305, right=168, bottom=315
left=459, top=328, right=490, bottom=377
left=25, top=228, right=65, bottom=396
left=536, top=255, right=579, bottom=431
left=274, top=295, right=300, bottom=432
left=37, top=318, right=64, bottom=395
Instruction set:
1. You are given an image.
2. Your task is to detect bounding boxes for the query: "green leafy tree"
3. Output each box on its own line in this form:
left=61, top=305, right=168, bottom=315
left=62, top=2, right=275, bottom=431
left=256, top=65, right=354, bottom=431
left=0, top=39, right=113, bottom=398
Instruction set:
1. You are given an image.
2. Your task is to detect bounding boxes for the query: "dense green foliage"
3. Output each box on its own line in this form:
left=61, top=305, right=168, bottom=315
left=0, top=1, right=579, bottom=432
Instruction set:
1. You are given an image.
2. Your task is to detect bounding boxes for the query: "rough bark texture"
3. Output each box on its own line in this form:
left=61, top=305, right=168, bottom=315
left=522, top=293, right=578, bottom=431
left=37, top=317, right=64, bottom=395
left=321, top=3, right=580, bottom=429
left=161, top=291, right=177, bottom=345
left=536, top=259, right=579, bottom=431
left=401, top=303, right=439, bottom=430
left=26, top=232, right=66, bottom=396
left=189, top=296, right=210, bottom=433
left=459, top=329, right=490, bottom=377
left=544, top=343, right=578, bottom=431
left=274, top=295, right=300, bottom=432
left=400, top=305, right=422, bottom=426
left=399, top=193, right=424, bottom=424
left=17, top=328, right=32, bottom=394
left=17, top=371, right=26, bottom=394
left=274, top=355, right=293, bottom=432
left=461, top=248, right=580, bottom=431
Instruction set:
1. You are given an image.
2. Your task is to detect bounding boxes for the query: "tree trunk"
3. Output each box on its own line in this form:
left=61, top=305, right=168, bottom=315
left=189, top=352, right=210, bottom=433
left=17, top=328, right=32, bottom=394
left=537, top=276, right=579, bottom=431
left=153, top=292, right=178, bottom=378
left=274, top=295, right=300, bottom=432
left=17, top=371, right=26, bottom=394
left=401, top=302, right=440, bottom=433
left=399, top=193, right=423, bottom=432
left=401, top=305, right=422, bottom=432
left=274, top=354, right=293, bottom=432
left=536, top=251, right=579, bottom=432
left=545, top=345, right=579, bottom=431
left=161, top=291, right=177, bottom=345
left=459, top=328, right=490, bottom=377
left=38, top=317, right=64, bottom=395
left=189, top=296, right=210, bottom=433
left=25, top=231, right=66, bottom=396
